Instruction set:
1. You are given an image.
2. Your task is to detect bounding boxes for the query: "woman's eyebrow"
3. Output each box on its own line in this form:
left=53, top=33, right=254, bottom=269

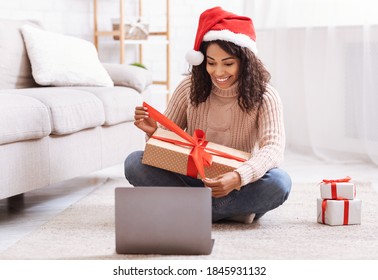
left=206, top=55, right=235, bottom=61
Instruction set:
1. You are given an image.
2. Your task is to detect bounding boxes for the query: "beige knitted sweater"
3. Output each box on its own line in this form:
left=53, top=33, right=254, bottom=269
left=163, top=76, right=285, bottom=186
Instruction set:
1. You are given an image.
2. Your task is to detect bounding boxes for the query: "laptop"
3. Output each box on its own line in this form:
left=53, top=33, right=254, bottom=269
left=115, top=186, right=214, bottom=255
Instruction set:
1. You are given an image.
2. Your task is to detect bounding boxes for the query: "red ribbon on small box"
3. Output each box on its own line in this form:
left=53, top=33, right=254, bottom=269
left=143, top=102, right=247, bottom=179
left=321, top=199, right=350, bottom=225
left=322, top=176, right=352, bottom=199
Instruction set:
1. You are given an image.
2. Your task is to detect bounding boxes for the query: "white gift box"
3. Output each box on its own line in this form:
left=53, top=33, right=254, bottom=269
left=320, top=182, right=356, bottom=200
left=317, top=198, right=362, bottom=226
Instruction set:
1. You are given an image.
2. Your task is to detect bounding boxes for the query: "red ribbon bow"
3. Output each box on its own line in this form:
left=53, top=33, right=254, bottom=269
left=143, top=102, right=246, bottom=178
left=322, top=176, right=351, bottom=184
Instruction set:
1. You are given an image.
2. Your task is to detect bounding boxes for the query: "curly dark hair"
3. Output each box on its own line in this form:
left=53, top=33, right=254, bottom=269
left=190, top=40, right=271, bottom=112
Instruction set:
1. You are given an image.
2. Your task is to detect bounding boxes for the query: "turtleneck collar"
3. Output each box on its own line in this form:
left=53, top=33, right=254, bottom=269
left=212, top=81, right=239, bottom=98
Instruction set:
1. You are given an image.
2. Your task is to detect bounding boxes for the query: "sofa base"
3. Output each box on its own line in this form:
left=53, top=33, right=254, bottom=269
left=0, top=122, right=144, bottom=200
left=7, top=193, right=24, bottom=211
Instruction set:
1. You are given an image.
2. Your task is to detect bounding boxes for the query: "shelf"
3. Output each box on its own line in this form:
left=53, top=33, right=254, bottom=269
left=93, top=0, right=170, bottom=104
left=100, top=39, right=169, bottom=45
left=123, top=39, right=169, bottom=45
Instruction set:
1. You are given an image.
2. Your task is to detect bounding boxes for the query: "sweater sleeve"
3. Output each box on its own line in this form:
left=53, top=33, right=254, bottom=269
left=162, top=76, right=191, bottom=130
left=235, top=85, right=285, bottom=186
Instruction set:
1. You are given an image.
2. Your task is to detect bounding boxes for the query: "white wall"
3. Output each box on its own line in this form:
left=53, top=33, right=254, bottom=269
left=0, top=0, right=95, bottom=40
left=0, top=0, right=244, bottom=94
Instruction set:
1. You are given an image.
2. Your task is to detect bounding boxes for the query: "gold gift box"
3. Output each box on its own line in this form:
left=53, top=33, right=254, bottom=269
left=142, top=128, right=251, bottom=179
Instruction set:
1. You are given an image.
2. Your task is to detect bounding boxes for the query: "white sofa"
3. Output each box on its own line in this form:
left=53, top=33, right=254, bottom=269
left=0, top=19, right=151, bottom=200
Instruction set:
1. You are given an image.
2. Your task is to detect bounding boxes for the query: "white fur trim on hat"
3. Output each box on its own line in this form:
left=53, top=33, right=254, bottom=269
left=185, top=49, right=205, bottom=66
left=203, top=29, right=258, bottom=54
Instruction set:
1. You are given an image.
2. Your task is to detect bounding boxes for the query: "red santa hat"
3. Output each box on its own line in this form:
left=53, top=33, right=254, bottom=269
left=186, top=6, right=258, bottom=66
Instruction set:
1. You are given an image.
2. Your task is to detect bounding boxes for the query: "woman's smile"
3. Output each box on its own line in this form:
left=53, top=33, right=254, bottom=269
left=215, top=76, right=230, bottom=82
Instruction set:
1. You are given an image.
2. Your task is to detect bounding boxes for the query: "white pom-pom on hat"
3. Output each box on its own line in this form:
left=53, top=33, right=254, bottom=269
left=186, top=6, right=257, bottom=66
left=185, top=49, right=204, bottom=66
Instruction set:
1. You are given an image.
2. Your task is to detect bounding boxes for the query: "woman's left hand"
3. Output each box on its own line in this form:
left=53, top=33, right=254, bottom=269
left=202, top=171, right=242, bottom=198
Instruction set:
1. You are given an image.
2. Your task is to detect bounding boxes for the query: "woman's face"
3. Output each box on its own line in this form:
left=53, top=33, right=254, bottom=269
left=205, top=43, right=240, bottom=89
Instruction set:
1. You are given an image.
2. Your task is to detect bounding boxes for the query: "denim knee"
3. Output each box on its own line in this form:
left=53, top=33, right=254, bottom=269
left=267, top=168, right=292, bottom=202
left=124, top=150, right=143, bottom=183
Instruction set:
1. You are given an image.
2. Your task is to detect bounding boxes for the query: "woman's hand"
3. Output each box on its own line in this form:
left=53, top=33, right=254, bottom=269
left=134, top=106, right=157, bottom=137
left=202, top=171, right=242, bottom=198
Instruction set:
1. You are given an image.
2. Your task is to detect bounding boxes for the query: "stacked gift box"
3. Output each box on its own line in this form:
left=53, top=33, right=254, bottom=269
left=317, top=177, right=362, bottom=226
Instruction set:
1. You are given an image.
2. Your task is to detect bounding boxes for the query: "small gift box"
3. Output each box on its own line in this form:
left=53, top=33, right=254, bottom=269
left=112, top=17, right=149, bottom=40
left=141, top=102, right=250, bottom=179
left=320, top=177, right=356, bottom=200
left=317, top=198, right=362, bottom=226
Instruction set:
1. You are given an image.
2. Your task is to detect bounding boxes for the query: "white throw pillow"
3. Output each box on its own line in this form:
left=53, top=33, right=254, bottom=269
left=20, top=25, right=114, bottom=87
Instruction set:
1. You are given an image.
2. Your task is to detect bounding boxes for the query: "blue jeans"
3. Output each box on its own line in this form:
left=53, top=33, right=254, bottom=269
left=124, top=151, right=292, bottom=222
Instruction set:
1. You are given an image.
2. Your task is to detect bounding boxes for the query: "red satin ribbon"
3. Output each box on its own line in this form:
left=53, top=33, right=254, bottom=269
left=322, top=176, right=351, bottom=184
left=321, top=199, right=349, bottom=225
left=331, top=183, right=337, bottom=199
left=322, top=176, right=352, bottom=199
left=143, top=102, right=246, bottom=178
left=344, top=200, right=349, bottom=225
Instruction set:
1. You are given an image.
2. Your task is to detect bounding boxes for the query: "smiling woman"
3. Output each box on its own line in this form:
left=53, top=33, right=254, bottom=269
left=124, top=6, right=292, bottom=224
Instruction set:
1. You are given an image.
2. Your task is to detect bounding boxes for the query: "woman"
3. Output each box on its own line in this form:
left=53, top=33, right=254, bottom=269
left=124, top=7, right=291, bottom=223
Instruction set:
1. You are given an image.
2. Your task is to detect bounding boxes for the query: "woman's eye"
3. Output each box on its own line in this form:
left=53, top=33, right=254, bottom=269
left=225, top=63, right=234, bottom=67
left=207, top=62, right=215, bottom=66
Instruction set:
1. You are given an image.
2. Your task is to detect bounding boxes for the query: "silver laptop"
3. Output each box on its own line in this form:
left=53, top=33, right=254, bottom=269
left=115, top=186, right=214, bottom=255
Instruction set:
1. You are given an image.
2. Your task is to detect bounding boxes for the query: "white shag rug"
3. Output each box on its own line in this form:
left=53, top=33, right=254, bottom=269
left=1, top=178, right=377, bottom=260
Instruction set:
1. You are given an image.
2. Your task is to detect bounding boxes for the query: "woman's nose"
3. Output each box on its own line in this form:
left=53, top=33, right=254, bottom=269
left=214, top=66, right=225, bottom=76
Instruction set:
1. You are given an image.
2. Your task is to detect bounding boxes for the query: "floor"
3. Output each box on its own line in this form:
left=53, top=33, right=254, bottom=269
left=1, top=150, right=378, bottom=254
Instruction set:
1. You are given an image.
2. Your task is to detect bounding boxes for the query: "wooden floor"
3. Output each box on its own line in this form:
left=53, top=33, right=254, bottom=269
left=1, top=150, right=378, bottom=254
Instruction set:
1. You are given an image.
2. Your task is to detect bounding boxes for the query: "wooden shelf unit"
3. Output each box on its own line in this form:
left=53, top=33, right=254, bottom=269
left=93, top=0, right=170, bottom=93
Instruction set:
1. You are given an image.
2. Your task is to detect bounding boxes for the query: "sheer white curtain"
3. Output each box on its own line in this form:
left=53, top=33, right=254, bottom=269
left=245, top=0, right=378, bottom=165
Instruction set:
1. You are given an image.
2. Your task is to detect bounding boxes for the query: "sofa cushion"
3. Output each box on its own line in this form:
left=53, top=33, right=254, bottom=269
left=67, top=86, right=143, bottom=125
left=0, top=19, right=39, bottom=89
left=0, top=92, right=51, bottom=145
left=20, top=24, right=114, bottom=87
left=16, top=88, right=106, bottom=135
left=102, top=63, right=152, bottom=93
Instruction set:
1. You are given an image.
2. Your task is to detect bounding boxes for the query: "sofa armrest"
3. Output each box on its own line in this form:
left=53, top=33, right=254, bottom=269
left=102, top=63, right=152, bottom=93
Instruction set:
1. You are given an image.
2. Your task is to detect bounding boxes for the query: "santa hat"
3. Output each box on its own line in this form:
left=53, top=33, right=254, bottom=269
left=186, top=7, right=258, bottom=66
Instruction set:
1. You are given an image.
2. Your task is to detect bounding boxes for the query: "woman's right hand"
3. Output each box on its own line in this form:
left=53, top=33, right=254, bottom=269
left=134, top=106, right=158, bottom=137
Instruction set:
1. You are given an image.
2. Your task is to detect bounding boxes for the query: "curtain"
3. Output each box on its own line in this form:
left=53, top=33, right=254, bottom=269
left=245, top=0, right=378, bottom=165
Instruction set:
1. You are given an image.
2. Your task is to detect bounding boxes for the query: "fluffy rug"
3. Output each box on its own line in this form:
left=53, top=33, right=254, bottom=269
left=1, top=177, right=377, bottom=260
